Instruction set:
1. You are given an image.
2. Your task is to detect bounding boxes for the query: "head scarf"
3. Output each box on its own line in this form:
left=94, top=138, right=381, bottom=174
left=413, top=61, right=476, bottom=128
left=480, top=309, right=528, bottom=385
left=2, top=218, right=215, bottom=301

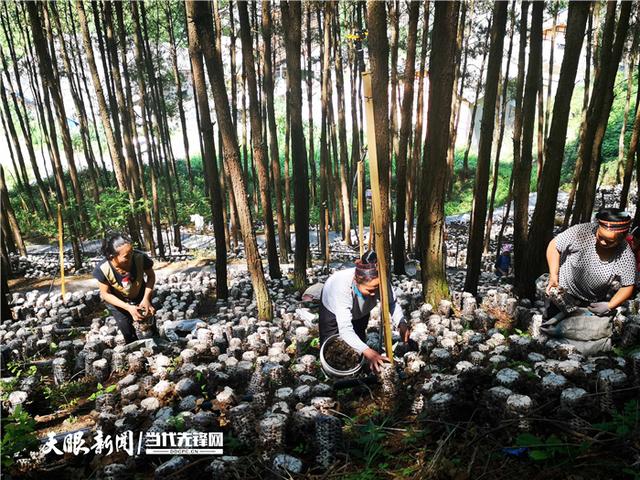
left=354, top=250, right=378, bottom=283
left=596, top=210, right=632, bottom=233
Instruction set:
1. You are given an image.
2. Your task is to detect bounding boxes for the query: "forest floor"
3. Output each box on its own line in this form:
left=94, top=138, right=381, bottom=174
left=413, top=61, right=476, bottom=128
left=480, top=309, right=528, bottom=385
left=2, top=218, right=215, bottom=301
left=4, top=191, right=639, bottom=480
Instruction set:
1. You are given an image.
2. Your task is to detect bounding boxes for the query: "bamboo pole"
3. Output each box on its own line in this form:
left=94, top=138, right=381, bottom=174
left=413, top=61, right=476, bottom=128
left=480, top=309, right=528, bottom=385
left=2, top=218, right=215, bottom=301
left=362, top=71, right=393, bottom=364
left=357, top=160, right=364, bottom=258
left=324, top=205, right=330, bottom=267
left=368, top=201, right=375, bottom=251
left=57, top=204, right=66, bottom=300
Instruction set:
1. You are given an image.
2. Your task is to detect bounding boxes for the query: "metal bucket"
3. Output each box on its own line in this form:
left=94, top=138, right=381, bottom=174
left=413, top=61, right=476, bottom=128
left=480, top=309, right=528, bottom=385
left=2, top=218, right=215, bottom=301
left=319, top=334, right=365, bottom=378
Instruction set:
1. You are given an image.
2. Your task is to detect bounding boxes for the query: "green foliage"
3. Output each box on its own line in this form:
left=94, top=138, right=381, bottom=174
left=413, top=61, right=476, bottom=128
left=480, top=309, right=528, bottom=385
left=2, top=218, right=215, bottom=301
left=7, top=362, right=37, bottom=380
left=401, top=426, right=430, bottom=447
left=342, top=468, right=385, bottom=480
left=561, top=69, right=639, bottom=189
left=167, top=413, right=187, bottom=432
left=194, top=370, right=209, bottom=399
left=1, top=405, right=39, bottom=469
left=71, top=132, right=84, bottom=151
left=612, top=345, right=640, bottom=357
left=88, top=382, right=117, bottom=402
left=514, top=432, right=589, bottom=462
left=94, top=187, right=146, bottom=234
left=512, top=402, right=639, bottom=467
left=42, top=381, right=86, bottom=411
left=446, top=150, right=513, bottom=217
left=592, top=400, right=639, bottom=438
left=1, top=363, right=38, bottom=402
left=64, top=415, right=78, bottom=425
left=13, top=208, right=57, bottom=240
left=175, top=187, right=210, bottom=224
left=346, top=417, right=392, bottom=469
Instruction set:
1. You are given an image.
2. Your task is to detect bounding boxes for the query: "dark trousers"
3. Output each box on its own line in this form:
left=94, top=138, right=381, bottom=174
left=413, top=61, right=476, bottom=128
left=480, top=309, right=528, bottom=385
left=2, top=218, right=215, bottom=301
left=106, top=303, right=138, bottom=344
left=319, top=300, right=369, bottom=347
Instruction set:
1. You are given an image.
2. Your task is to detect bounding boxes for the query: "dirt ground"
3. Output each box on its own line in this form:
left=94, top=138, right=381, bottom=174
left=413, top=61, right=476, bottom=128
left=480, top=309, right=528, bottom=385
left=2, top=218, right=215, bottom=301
left=8, top=257, right=220, bottom=295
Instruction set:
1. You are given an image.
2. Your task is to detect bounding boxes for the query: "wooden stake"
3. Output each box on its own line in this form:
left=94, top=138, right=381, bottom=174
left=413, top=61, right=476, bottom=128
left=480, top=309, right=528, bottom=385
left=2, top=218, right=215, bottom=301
left=357, top=160, right=364, bottom=258
left=57, top=204, right=66, bottom=300
left=362, top=71, right=393, bottom=364
left=368, top=201, right=375, bottom=252
left=324, top=205, right=330, bottom=267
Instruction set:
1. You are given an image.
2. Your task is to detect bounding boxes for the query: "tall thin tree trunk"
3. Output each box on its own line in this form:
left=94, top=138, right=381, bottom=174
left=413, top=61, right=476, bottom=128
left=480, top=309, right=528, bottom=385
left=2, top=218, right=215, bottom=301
left=407, top=0, right=430, bottom=255
left=484, top=0, right=516, bottom=254
left=349, top=4, right=362, bottom=193
left=333, top=7, right=353, bottom=247
left=65, top=2, right=104, bottom=189
left=140, top=5, right=182, bottom=249
left=392, top=1, right=419, bottom=275
left=513, top=0, right=543, bottom=292
left=167, top=3, right=192, bottom=189
left=109, top=2, right=155, bottom=253
left=282, top=0, right=309, bottom=291
left=418, top=1, right=459, bottom=305
left=91, top=0, right=121, bottom=163
left=461, top=21, right=492, bottom=176
left=283, top=82, right=292, bottom=253
left=305, top=3, right=317, bottom=205
left=616, top=44, right=637, bottom=184
left=75, top=0, right=141, bottom=248
left=130, top=2, right=164, bottom=257
left=367, top=0, right=392, bottom=266
left=521, top=1, right=590, bottom=299
left=104, top=2, right=148, bottom=246
left=620, top=69, right=640, bottom=210
left=0, top=10, right=49, bottom=217
left=510, top=0, right=530, bottom=236
left=49, top=2, right=101, bottom=204
left=464, top=0, right=508, bottom=295
left=564, top=3, right=597, bottom=227
left=237, top=1, right=280, bottom=279
left=319, top=3, right=332, bottom=264
left=28, top=2, right=88, bottom=232
left=21, top=15, right=61, bottom=201
left=189, top=0, right=272, bottom=319
left=388, top=0, right=400, bottom=163
left=27, top=2, right=82, bottom=268
left=536, top=47, right=544, bottom=185
left=446, top=0, right=469, bottom=182
left=0, top=77, right=36, bottom=213
left=67, top=1, right=108, bottom=186
left=186, top=4, right=228, bottom=299
left=572, top=1, right=631, bottom=223
left=0, top=165, right=26, bottom=256
left=544, top=10, right=558, bottom=144
left=262, top=1, right=288, bottom=263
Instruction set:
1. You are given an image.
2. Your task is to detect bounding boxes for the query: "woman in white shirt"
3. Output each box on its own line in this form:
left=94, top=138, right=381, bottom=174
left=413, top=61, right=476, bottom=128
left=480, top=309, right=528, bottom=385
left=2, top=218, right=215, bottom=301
left=319, top=250, right=410, bottom=372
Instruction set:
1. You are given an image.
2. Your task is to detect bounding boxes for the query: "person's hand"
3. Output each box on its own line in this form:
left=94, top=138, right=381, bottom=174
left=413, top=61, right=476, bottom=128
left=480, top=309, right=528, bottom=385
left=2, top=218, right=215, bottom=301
left=588, top=302, right=611, bottom=316
left=137, top=299, right=156, bottom=317
left=398, top=322, right=411, bottom=342
left=128, top=304, right=145, bottom=322
left=362, top=347, right=389, bottom=373
left=546, top=275, right=559, bottom=295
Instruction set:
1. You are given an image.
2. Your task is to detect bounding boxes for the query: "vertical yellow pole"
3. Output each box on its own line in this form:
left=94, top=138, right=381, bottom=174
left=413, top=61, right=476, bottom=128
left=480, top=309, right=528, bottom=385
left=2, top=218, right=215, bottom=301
left=57, top=204, right=66, bottom=300
left=357, top=160, right=364, bottom=258
left=324, top=206, right=330, bottom=267
left=368, top=201, right=375, bottom=252
left=362, top=71, right=393, bottom=364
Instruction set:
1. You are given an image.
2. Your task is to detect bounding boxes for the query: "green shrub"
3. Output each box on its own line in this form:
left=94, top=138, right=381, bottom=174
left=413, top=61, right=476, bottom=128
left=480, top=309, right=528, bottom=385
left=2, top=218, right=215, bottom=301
left=1, top=405, right=39, bottom=469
